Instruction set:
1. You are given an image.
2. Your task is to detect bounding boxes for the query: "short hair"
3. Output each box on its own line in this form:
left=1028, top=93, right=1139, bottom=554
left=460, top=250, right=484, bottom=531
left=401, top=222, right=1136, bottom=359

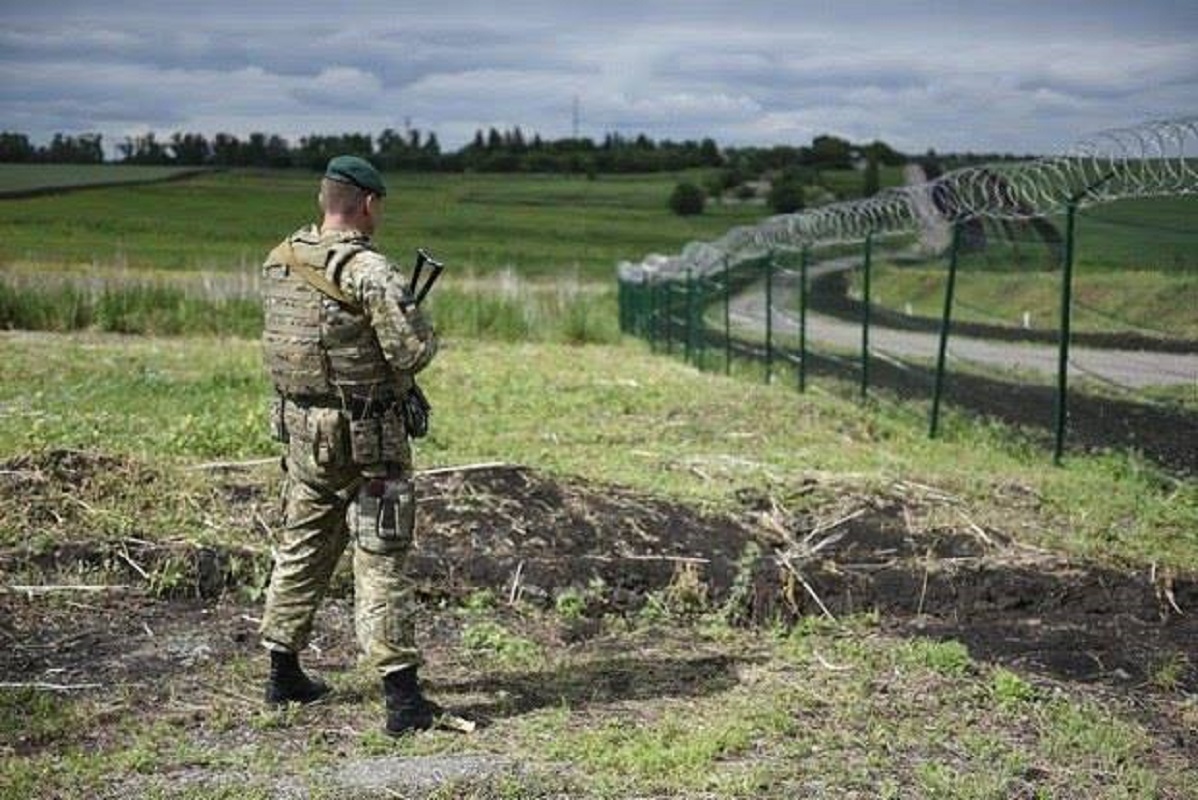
left=319, top=177, right=369, bottom=216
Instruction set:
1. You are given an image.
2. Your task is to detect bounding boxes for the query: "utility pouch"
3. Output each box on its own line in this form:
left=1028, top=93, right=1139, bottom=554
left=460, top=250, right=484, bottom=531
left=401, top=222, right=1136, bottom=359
left=309, top=408, right=346, bottom=466
left=380, top=405, right=406, bottom=462
left=268, top=396, right=288, bottom=443
left=352, top=477, right=415, bottom=554
left=401, top=385, right=431, bottom=439
left=349, top=417, right=383, bottom=465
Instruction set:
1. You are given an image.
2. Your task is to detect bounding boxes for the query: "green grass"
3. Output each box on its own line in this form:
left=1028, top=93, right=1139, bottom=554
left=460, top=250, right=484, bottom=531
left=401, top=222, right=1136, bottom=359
left=1, top=329, right=1194, bottom=797
left=0, top=163, right=200, bottom=194
left=1075, top=196, right=1198, bottom=273
left=0, top=269, right=621, bottom=343
left=856, top=262, right=1198, bottom=338
left=816, top=164, right=907, bottom=199
left=0, top=169, right=766, bottom=279
left=1, top=332, right=1194, bottom=569
left=0, top=277, right=263, bottom=337
left=840, top=195, right=1198, bottom=338
left=3, top=607, right=1190, bottom=798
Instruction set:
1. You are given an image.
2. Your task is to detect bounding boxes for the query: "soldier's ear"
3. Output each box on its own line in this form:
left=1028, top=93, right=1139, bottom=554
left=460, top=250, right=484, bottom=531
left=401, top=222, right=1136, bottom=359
left=364, top=192, right=383, bottom=217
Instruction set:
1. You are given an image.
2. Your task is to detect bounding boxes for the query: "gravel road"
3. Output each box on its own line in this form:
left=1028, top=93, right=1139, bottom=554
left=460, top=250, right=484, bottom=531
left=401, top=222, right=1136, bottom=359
left=730, top=268, right=1198, bottom=389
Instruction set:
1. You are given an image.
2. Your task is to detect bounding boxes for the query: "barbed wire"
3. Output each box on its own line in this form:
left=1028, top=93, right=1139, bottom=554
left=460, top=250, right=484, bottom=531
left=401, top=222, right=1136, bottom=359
left=619, top=116, right=1197, bottom=283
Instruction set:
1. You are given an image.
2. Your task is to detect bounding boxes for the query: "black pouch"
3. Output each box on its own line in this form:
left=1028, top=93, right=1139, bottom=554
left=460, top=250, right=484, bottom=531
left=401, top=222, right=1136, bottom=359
left=401, top=385, right=431, bottom=439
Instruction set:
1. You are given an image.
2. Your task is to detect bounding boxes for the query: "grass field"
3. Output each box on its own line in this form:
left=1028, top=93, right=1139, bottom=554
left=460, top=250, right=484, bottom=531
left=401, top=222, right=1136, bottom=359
left=1, top=166, right=1195, bottom=797
left=0, top=169, right=765, bottom=279
left=856, top=264, right=1198, bottom=339
left=1, top=331, right=1195, bottom=798
left=2, top=332, right=1193, bottom=568
left=838, top=195, right=1198, bottom=339
left=0, top=163, right=201, bottom=194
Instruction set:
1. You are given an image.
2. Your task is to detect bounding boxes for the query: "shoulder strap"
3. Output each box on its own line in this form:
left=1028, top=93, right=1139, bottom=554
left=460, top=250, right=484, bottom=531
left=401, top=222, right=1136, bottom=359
left=269, top=241, right=361, bottom=311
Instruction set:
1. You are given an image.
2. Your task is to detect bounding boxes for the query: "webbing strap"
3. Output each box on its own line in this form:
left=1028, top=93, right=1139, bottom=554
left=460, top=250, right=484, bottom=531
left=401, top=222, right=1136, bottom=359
left=270, top=242, right=361, bottom=311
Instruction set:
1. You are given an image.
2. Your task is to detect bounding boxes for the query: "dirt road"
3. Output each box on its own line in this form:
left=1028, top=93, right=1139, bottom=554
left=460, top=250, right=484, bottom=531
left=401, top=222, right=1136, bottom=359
left=727, top=250, right=1197, bottom=389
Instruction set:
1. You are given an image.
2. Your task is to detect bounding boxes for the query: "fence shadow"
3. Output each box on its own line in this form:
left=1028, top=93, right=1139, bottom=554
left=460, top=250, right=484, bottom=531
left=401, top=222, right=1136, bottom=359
left=705, top=331, right=1198, bottom=476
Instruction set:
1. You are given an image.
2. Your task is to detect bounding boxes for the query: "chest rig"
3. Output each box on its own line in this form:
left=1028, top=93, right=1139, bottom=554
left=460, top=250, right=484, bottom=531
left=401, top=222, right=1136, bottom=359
left=261, top=229, right=393, bottom=404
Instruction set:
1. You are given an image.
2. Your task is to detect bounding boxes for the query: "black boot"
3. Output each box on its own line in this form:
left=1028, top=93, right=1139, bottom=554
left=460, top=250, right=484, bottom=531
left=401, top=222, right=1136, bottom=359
left=265, top=650, right=331, bottom=706
left=383, top=667, right=442, bottom=736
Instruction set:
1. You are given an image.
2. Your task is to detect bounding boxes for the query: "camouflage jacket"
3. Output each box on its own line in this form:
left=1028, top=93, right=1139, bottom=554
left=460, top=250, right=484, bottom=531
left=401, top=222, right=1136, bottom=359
left=262, top=225, right=437, bottom=402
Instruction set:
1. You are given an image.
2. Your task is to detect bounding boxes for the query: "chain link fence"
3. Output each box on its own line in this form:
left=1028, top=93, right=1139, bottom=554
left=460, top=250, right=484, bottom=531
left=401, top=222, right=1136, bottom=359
left=618, top=118, right=1198, bottom=471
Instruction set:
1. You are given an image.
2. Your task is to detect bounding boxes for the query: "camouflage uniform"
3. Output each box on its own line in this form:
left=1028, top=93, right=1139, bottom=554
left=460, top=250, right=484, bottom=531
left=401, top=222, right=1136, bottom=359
left=259, top=223, right=437, bottom=675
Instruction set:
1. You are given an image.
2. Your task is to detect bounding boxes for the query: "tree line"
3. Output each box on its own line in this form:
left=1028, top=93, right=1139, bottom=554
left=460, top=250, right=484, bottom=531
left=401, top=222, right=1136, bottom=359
left=0, top=132, right=105, bottom=164
left=0, top=127, right=919, bottom=177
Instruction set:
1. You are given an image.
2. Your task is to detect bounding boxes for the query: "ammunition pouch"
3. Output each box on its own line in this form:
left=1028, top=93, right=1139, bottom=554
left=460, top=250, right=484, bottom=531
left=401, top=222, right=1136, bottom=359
left=351, top=476, right=416, bottom=554
left=348, top=404, right=408, bottom=464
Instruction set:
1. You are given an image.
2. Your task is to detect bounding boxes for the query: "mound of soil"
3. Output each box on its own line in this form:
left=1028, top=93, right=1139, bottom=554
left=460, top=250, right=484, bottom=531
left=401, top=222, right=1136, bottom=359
left=2, top=452, right=1195, bottom=697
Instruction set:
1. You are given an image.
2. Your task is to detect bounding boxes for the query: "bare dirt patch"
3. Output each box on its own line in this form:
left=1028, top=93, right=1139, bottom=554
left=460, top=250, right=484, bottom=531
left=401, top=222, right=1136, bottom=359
left=4, top=451, right=1194, bottom=692
left=2, top=450, right=1196, bottom=792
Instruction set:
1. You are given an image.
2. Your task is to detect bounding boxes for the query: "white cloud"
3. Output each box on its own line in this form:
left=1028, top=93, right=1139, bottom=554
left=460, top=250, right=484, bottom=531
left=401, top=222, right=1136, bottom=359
left=0, top=1, right=1195, bottom=155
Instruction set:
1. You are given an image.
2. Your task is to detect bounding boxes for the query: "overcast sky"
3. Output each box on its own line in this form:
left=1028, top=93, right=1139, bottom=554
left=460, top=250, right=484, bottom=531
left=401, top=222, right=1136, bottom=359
left=3, top=0, right=1196, bottom=157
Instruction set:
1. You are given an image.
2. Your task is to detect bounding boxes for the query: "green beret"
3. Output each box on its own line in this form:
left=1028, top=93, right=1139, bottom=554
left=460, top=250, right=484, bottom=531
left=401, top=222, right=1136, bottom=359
left=325, top=155, right=387, bottom=196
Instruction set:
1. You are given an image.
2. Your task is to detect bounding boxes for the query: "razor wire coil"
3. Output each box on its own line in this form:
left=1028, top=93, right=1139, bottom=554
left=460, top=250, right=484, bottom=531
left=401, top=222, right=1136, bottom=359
left=619, top=116, right=1198, bottom=284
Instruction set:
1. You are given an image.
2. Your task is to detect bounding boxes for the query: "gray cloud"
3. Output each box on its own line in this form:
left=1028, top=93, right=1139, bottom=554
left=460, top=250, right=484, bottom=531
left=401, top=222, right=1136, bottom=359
left=1, top=1, right=1195, bottom=156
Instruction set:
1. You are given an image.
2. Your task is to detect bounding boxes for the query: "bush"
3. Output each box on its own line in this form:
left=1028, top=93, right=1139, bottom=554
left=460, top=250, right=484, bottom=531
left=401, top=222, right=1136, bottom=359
left=668, top=182, right=706, bottom=216
left=768, top=176, right=805, bottom=214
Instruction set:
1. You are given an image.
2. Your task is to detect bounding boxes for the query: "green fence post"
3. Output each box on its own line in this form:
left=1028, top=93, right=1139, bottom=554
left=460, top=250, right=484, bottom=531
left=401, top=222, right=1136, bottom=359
left=723, top=256, right=732, bottom=375
left=664, top=282, right=674, bottom=356
left=765, top=253, right=774, bottom=384
left=695, top=274, right=707, bottom=371
left=684, top=269, right=694, bottom=365
left=642, top=276, right=651, bottom=340
left=798, top=246, right=809, bottom=393
left=860, top=233, right=873, bottom=400
left=1053, top=203, right=1078, bottom=466
left=647, top=280, right=657, bottom=352
left=617, top=280, right=624, bottom=333
left=930, top=222, right=962, bottom=439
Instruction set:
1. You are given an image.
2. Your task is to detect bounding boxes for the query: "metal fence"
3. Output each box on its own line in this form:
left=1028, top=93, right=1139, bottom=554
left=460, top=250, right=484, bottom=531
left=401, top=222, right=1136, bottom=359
left=618, top=117, right=1198, bottom=470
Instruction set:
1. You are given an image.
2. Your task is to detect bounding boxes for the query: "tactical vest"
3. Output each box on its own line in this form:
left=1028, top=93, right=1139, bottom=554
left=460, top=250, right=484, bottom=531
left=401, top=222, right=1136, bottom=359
left=261, top=229, right=394, bottom=402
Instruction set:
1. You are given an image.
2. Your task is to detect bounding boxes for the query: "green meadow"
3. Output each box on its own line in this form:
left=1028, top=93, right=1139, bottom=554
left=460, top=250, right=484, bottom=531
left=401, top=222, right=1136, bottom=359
left=1, top=165, right=1195, bottom=799
left=853, top=195, right=1198, bottom=338
left=0, top=168, right=764, bottom=278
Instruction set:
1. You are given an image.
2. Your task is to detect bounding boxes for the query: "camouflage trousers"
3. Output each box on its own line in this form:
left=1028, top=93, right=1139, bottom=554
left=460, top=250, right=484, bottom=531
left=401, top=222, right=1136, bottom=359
left=260, top=403, right=420, bottom=675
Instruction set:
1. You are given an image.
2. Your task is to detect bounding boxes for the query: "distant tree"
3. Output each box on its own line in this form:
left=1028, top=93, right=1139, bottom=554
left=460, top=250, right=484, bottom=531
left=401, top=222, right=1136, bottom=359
left=862, top=155, right=880, bottom=197
left=863, top=139, right=906, bottom=167
left=265, top=134, right=292, bottom=168
left=169, top=132, right=211, bottom=165
left=42, top=133, right=104, bottom=164
left=0, top=132, right=35, bottom=162
left=768, top=172, right=805, bottom=214
left=245, top=132, right=270, bottom=167
left=699, top=137, right=722, bottom=166
left=669, top=181, right=706, bottom=216
left=119, top=133, right=169, bottom=164
left=810, top=135, right=854, bottom=169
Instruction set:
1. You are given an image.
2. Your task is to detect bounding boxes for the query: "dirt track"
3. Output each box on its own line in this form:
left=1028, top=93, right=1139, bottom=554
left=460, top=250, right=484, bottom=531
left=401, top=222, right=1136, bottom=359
left=730, top=266, right=1198, bottom=390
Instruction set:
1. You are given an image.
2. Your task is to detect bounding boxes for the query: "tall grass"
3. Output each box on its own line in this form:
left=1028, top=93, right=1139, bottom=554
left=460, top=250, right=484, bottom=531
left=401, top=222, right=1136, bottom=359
left=0, top=270, right=620, bottom=344
left=0, top=278, right=261, bottom=337
left=427, top=270, right=620, bottom=344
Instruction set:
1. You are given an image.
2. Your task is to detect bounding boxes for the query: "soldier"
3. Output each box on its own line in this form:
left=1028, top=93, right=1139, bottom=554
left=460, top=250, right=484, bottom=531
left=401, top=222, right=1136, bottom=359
left=257, top=155, right=441, bottom=736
